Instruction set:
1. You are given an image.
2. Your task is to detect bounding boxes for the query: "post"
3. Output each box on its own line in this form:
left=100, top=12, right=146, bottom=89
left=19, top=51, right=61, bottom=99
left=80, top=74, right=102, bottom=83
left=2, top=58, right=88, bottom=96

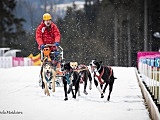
left=144, top=0, right=148, bottom=51
left=127, top=14, right=131, bottom=67
left=114, top=11, right=118, bottom=66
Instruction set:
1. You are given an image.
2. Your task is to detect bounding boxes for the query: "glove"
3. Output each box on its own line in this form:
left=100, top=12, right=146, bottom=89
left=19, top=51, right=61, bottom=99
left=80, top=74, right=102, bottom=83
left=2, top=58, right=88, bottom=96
left=54, top=42, right=60, bottom=46
left=54, top=51, right=60, bottom=56
left=40, top=44, right=45, bottom=50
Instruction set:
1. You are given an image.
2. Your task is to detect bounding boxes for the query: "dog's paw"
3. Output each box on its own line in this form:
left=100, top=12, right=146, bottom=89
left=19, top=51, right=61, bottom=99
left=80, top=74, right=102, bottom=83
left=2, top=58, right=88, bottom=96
left=67, top=85, right=72, bottom=94
left=45, top=90, right=50, bottom=96
left=89, top=85, right=92, bottom=90
left=64, top=97, right=68, bottom=101
left=67, top=89, right=70, bottom=94
left=83, top=90, right=88, bottom=95
left=52, top=89, right=55, bottom=92
left=73, top=95, right=76, bottom=99
left=101, top=93, right=104, bottom=98
left=78, top=91, right=81, bottom=96
left=89, top=83, right=92, bottom=90
left=107, top=96, right=110, bottom=101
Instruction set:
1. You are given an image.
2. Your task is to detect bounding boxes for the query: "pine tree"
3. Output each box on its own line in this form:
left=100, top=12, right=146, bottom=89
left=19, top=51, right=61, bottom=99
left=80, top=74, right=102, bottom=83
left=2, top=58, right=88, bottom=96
left=0, top=0, right=25, bottom=48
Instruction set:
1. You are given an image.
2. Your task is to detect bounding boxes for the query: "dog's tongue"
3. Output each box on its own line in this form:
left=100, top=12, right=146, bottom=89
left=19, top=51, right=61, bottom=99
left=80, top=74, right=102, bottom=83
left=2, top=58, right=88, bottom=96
left=91, top=66, right=95, bottom=72
left=46, top=72, right=50, bottom=77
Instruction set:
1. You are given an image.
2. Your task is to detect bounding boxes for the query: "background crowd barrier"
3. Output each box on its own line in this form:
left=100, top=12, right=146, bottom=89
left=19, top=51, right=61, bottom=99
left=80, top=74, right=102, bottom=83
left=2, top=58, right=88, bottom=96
left=138, top=52, right=160, bottom=111
left=0, top=57, right=33, bottom=68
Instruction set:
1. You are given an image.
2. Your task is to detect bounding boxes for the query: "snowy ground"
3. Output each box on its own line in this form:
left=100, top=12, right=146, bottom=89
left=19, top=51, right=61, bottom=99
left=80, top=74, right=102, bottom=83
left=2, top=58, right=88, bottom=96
left=0, top=66, right=150, bottom=120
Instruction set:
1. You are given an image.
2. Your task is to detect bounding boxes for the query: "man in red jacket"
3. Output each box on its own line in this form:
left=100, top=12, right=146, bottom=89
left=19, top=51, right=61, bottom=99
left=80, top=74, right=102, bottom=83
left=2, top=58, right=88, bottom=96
left=36, top=13, right=60, bottom=50
left=36, top=13, right=62, bottom=76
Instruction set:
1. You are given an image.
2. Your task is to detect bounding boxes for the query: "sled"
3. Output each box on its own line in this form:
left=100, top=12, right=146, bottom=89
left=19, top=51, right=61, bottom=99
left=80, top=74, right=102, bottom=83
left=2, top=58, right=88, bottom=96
left=39, top=44, right=64, bottom=87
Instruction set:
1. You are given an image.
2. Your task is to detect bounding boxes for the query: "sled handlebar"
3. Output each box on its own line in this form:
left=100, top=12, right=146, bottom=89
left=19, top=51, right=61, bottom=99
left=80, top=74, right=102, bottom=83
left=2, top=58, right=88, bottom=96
left=44, top=44, right=63, bottom=51
left=44, top=44, right=55, bottom=47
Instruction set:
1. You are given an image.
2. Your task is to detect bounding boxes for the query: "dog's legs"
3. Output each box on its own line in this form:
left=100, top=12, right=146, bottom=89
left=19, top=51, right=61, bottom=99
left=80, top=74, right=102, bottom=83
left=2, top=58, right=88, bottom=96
left=107, top=85, right=112, bottom=101
left=71, top=86, right=75, bottom=98
left=83, top=71, right=88, bottom=95
left=74, top=77, right=80, bottom=99
left=89, top=81, right=92, bottom=91
left=67, top=84, right=72, bottom=94
left=100, top=84, right=103, bottom=89
left=44, top=82, right=50, bottom=96
left=102, top=73, right=113, bottom=94
left=52, top=78, right=55, bottom=92
left=102, top=81, right=109, bottom=94
left=67, top=73, right=73, bottom=94
left=107, top=78, right=115, bottom=101
left=94, top=78, right=104, bottom=98
left=40, top=67, right=45, bottom=89
left=70, top=83, right=76, bottom=98
left=62, top=77, right=68, bottom=101
left=71, top=72, right=76, bottom=98
left=78, top=85, right=81, bottom=96
left=83, top=81, right=88, bottom=95
left=42, top=72, right=50, bottom=96
left=88, top=71, right=92, bottom=90
left=51, top=70, right=56, bottom=92
left=42, top=81, right=45, bottom=89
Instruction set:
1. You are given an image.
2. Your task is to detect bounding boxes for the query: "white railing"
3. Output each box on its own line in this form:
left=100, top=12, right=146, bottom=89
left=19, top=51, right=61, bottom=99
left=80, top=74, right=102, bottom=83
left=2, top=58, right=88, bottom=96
left=138, top=54, right=160, bottom=105
left=0, top=57, right=33, bottom=68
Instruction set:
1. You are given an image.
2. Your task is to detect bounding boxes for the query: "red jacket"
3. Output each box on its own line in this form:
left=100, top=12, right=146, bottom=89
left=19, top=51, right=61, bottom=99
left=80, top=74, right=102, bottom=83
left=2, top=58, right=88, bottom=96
left=36, top=21, right=61, bottom=49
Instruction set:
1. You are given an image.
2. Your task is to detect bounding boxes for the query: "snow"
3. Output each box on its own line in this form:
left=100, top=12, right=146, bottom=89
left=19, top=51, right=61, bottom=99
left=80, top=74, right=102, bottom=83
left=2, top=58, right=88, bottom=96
left=0, top=66, right=150, bottom=120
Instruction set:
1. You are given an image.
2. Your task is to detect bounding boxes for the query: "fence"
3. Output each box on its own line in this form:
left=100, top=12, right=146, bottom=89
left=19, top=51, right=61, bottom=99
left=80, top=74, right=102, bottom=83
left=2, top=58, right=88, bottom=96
left=138, top=52, right=160, bottom=111
left=0, top=57, right=33, bottom=68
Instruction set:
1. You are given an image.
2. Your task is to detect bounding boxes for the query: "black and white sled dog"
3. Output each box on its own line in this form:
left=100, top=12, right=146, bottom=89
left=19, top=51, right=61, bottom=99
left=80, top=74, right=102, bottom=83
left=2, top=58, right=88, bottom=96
left=90, top=60, right=117, bottom=101
left=78, top=64, right=92, bottom=95
left=61, top=61, right=80, bottom=101
left=39, top=59, right=57, bottom=96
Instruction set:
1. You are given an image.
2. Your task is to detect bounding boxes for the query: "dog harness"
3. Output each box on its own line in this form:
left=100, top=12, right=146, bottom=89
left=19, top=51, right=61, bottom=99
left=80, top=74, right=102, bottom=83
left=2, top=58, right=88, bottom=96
left=45, top=72, right=53, bottom=82
left=64, top=68, right=73, bottom=85
left=107, top=66, right=113, bottom=79
left=65, top=72, right=72, bottom=84
left=94, top=66, right=113, bottom=84
left=94, top=67, right=104, bottom=84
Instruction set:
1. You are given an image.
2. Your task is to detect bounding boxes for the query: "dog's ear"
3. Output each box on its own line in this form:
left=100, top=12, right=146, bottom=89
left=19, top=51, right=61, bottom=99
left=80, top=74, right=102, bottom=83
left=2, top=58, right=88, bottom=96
left=43, top=62, right=47, bottom=67
left=75, top=62, right=78, bottom=67
left=99, top=61, right=103, bottom=65
left=93, top=60, right=96, bottom=64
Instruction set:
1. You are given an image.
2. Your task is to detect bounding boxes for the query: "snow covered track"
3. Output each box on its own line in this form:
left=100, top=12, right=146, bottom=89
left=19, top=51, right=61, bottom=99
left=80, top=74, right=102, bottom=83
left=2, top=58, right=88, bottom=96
left=0, top=66, right=150, bottom=120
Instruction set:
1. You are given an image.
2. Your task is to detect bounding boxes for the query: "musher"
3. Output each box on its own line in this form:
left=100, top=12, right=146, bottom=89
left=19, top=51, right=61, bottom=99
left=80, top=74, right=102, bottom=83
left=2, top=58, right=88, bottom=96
left=36, top=13, right=62, bottom=74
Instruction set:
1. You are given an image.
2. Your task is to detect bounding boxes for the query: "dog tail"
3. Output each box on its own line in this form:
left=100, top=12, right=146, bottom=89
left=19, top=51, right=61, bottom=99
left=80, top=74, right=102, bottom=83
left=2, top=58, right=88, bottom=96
left=114, top=77, right=117, bottom=79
